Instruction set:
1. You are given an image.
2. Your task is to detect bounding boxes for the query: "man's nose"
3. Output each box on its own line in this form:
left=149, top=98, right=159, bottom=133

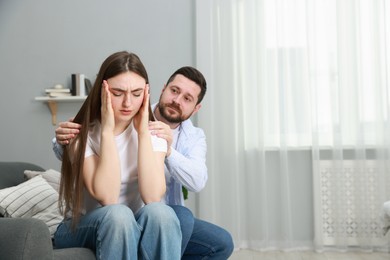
left=173, top=95, right=182, bottom=105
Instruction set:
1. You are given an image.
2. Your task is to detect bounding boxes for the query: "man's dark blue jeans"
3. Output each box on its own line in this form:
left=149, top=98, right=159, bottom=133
left=170, top=205, right=234, bottom=259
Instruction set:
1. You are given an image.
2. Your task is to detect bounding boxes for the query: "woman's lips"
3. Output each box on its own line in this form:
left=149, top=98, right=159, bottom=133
left=121, top=110, right=132, bottom=115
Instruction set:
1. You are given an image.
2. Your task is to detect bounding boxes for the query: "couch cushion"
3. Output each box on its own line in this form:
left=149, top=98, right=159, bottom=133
left=0, top=162, right=45, bottom=189
left=0, top=175, right=62, bottom=236
left=24, top=169, right=61, bottom=192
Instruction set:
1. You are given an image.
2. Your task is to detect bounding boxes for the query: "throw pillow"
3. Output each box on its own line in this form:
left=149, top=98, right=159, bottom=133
left=0, top=175, right=63, bottom=236
left=24, top=169, right=61, bottom=192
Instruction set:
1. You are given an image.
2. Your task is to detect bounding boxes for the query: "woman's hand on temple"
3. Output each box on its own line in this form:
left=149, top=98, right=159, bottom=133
left=101, top=80, right=115, bottom=133
left=133, top=84, right=150, bottom=135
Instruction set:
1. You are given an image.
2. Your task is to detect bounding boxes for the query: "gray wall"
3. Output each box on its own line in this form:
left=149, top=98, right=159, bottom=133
left=0, top=0, right=195, bottom=170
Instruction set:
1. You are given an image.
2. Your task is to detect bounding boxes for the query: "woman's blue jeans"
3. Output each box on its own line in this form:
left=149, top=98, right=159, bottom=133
left=169, top=205, right=234, bottom=259
left=54, top=203, right=181, bottom=260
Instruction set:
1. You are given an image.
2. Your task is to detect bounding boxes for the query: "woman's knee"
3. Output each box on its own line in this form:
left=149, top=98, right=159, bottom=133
left=99, top=204, right=137, bottom=230
left=140, top=202, right=180, bottom=228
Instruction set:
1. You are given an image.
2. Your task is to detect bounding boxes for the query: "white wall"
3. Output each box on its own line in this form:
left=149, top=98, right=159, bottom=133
left=0, top=0, right=195, bottom=170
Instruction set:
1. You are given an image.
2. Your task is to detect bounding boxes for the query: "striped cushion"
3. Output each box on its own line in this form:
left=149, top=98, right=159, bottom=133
left=24, top=169, right=61, bottom=192
left=0, top=175, right=62, bottom=236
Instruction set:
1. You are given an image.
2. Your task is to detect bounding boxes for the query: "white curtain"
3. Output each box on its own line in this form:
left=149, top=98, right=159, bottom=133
left=195, top=0, right=390, bottom=252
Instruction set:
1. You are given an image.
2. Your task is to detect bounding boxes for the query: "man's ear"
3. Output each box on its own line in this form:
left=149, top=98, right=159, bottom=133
left=192, top=103, right=202, bottom=115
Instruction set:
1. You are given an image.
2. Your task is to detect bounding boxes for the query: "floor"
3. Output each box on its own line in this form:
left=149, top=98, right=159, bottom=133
left=229, top=250, right=389, bottom=260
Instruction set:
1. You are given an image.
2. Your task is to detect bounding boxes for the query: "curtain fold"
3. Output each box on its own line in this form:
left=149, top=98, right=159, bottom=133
left=195, top=0, right=390, bottom=252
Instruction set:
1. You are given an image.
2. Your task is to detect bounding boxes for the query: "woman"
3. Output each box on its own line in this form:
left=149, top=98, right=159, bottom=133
left=54, top=51, right=181, bottom=259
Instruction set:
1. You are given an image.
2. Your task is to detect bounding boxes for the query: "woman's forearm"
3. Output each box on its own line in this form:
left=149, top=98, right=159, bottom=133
left=86, top=131, right=121, bottom=205
left=137, top=132, right=166, bottom=203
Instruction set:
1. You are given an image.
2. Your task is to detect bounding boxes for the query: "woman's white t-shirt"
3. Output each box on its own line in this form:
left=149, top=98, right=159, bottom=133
left=83, top=121, right=167, bottom=214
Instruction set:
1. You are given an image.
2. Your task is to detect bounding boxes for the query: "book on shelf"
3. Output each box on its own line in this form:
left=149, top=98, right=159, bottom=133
left=71, top=73, right=87, bottom=96
left=85, top=78, right=93, bottom=94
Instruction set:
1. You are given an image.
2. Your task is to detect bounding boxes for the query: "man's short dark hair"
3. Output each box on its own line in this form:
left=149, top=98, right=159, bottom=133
left=166, top=66, right=207, bottom=104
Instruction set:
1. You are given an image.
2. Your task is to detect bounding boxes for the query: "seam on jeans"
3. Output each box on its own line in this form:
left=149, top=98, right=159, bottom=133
left=95, top=205, right=116, bottom=260
left=136, top=221, right=143, bottom=233
left=139, top=242, right=151, bottom=260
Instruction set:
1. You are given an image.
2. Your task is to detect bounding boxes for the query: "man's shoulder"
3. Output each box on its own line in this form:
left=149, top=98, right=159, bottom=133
left=181, top=119, right=205, bottom=137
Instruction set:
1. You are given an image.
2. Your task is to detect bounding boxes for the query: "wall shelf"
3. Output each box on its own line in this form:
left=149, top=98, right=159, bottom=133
left=35, top=96, right=86, bottom=125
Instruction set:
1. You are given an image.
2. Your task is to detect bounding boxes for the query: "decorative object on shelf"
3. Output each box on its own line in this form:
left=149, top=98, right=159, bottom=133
left=45, top=84, right=71, bottom=97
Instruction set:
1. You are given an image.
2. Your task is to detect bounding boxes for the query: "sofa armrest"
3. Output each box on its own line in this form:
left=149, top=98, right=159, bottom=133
left=0, top=161, right=45, bottom=189
left=0, top=218, right=53, bottom=260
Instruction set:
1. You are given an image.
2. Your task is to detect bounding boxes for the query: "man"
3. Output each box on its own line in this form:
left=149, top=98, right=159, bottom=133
left=53, top=66, right=234, bottom=259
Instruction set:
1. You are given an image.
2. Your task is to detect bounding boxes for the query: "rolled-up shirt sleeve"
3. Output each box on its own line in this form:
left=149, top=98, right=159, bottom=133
left=52, top=137, right=64, bottom=161
left=165, top=129, right=208, bottom=192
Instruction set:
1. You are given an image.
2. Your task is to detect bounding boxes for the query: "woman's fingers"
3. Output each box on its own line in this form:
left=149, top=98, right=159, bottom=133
left=101, top=80, right=115, bottom=131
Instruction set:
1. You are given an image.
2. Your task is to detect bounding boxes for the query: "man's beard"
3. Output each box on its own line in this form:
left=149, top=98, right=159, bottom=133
left=158, top=102, right=188, bottom=124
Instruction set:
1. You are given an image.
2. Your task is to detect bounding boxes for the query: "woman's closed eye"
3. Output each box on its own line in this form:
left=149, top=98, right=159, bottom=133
left=111, top=91, right=123, bottom=97
left=132, top=90, right=143, bottom=97
left=110, top=87, right=143, bottom=97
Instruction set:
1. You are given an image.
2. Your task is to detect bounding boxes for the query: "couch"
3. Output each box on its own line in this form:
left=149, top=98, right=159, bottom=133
left=0, top=161, right=95, bottom=260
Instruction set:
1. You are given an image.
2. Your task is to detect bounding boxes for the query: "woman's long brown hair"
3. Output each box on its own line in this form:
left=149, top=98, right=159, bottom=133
left=58, top=51, right=154, bottom=227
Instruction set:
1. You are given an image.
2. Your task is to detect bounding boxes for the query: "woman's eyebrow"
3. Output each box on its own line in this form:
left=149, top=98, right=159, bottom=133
left=110, top=87, right=126, bottom=92
left=131, top=87, right=144, bottom=93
